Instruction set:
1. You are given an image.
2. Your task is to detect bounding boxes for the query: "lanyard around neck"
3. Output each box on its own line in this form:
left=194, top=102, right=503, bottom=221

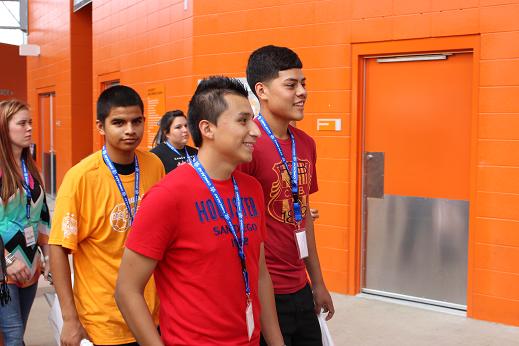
left=165, top=141, right=193, bottom=165
left=21, top=159, right=31, bottom=220
left=101, top=146, right=140, bottom=225
left=256, top=114, right=302, bottom=222
left=191, top=156, right=251, bottom=298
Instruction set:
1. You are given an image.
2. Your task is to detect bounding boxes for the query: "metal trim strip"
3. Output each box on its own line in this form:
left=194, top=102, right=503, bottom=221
left=364, top=51, right=472, bottom=59
left=361, top=288, right=467, bottom=311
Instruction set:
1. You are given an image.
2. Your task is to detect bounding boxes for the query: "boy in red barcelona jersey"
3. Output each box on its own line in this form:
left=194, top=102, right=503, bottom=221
left=116, top=76, right=285, bottom=346
left=240, top=45, right=335, bottom=345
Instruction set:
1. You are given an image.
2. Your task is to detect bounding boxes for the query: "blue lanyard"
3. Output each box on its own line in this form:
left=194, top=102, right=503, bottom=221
left=256, top=114, right=302, bottom=222
left=165, top=141, right=193, bottom=165
left=192, top=156, right=250, bottom=298
left=21, top=159, right=31, bottom=220
left=101, top=146, right=140, bottom=225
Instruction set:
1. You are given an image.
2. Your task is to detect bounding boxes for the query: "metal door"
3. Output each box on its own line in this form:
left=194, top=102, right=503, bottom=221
left=361, top=52, right=472, bottom=310
left=39, top=93, right=56, bottom=196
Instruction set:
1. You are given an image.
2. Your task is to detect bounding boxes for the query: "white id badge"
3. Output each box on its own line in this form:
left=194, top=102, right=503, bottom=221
left=295, top=228, right=309, bottom=259
left=24, top=226, right=36, bottom=247
left=246, top=300, right=254, bottom=341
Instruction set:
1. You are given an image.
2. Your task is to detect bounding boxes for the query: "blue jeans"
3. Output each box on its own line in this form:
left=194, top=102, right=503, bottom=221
left=0, top=283, right=38, bottom=346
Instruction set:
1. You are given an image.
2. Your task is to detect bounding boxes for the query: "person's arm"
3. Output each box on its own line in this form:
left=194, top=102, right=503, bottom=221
left=40, top=243, right=51, bottom=281
left=303, top=203, right=335, bottom=320
left=310, top=208, right=320, bottom=221
left=38, top=222, right=51, bottom=281
left=115, top=248, right=163, bottom=346
left=50, top=245, right=90, bottom=346
left=258, top=243, right=285, bottom=346
left=38, top=192, right=52, bottom=281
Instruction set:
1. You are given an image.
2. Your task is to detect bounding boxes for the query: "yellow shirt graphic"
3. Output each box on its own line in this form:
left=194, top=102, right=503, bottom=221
left=49, top=149, right=164, bottom=345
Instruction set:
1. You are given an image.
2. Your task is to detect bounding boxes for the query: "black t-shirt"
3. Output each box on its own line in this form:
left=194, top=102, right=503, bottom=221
left=150, top=142, right=198, bottom=173
left=112, top=161, right=135, bottom=175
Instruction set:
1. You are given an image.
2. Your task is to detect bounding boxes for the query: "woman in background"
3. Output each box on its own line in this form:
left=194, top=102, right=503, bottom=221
left=150, top=110, right=198, bottom=173
left=0, top=99, right=51, bottom=346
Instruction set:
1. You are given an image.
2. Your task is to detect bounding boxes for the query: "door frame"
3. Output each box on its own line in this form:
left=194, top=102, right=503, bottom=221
left=37, top=89, right=57, bottom=197
left=349, top=36, right=480, bottom=316
left=360, top=52, right=472, bottom=310
left=94, top=71, right=120, bottom=150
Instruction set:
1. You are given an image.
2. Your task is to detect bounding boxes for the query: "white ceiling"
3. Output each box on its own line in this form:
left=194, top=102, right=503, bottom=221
left=0, top=1, right=24, bottom=46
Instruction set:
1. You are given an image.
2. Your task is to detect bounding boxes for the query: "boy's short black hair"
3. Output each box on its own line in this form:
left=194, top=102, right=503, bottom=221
left=246, top=45, right=303, bottom=97
left=97, top=85, right=144, bottom=123
left=188, top=76, right=248, bottom=148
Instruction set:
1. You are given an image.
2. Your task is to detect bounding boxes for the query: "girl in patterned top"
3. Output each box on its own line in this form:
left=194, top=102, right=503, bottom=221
left=0, top=99, right=51, bottom=346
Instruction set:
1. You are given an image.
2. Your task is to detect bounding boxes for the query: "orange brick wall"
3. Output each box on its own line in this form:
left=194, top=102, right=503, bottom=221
left=27, top=0, right=519, bottom=327
left=71, top=6, right=94, bottom=165
left=191, top=0, right=519, bottom=327
left=192, top=0, right=353, bottom=295
left=27, top=1, right=93, bottom=186
left=0, top=43, right=26, bottom=102
left=27, top=0, right=72, bottom=186
left=91, top=0, right=194, bottom=149
left=469, top=1, right=519, bottom=327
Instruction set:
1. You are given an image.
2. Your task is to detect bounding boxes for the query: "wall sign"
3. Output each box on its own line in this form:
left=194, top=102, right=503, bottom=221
left=146, top=85, right=166, bottom=149
left=0, top=89, right=14, bottom=96
left=317, top=118, right=342, bottom=131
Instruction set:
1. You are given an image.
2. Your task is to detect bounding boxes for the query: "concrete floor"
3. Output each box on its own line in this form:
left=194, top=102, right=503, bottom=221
left=25, top=284, right=519, bottom=346
left=326, top=294, right=519, bottom=346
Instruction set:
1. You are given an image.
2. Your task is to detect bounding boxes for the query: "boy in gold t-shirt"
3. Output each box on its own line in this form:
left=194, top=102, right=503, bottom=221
left=49, top=85, right=164, bottom=346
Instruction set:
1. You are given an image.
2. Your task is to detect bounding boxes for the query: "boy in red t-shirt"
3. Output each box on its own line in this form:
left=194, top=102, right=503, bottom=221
left=115, top=76, right=285, bottom=346
left=240, top=45, right=335, bottom=345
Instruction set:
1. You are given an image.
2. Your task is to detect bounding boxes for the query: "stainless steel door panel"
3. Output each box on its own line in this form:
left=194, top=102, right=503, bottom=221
left=365, top=195, right=469, bottom=306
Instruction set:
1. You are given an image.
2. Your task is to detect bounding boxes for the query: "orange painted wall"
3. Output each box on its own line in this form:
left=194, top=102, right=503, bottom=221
left=27, top=1, right=93, bottom=186
left=192, top=0, right=353, bottom=296
left=91, top=0, right=194, bottom=150
left=190, top=0, right=519, bottom=327
left=71, top=5, right=93, bottom=165
left=0, top=43, right=26, bottom=102
left=27, top=0, right=71, bottom=184
left=27, top=0, right=519, bottom=327
left=342, top=1, right=519, bottom=327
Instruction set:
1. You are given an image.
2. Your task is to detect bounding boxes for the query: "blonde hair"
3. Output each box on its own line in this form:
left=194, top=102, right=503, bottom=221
left=0, top=99, right=43, bottom=203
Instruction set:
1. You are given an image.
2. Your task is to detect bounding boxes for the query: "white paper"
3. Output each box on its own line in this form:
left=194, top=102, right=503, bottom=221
left=295, top=229, right=309, bottom=259
left=48, top=293, right=63, bottom=346
left=48, top=264, right=74, bottom=346
left=246, top=300, right=254, bottom=341
left=317, top=311, right=335, bottom=346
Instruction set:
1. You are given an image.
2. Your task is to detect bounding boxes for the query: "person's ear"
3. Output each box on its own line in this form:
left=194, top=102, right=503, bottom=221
left=255, top=82, right=269, bottom=102
left=198, top=120, right=215, bottom=140
left=96, top=119, right=105, bottom=136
